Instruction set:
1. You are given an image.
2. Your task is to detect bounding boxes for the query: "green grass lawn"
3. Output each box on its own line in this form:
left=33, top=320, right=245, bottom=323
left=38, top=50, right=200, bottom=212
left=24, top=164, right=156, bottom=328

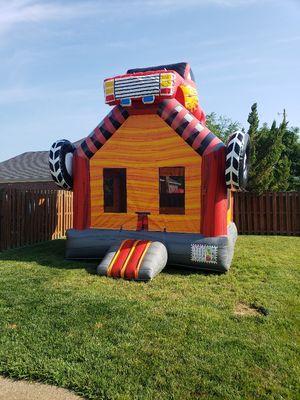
left=0, top=236, right=299, bottom=400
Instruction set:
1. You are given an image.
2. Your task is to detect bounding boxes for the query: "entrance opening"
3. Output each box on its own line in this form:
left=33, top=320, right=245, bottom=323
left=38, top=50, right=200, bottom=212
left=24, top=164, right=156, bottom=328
left=103, top=168, right=127, bottom=213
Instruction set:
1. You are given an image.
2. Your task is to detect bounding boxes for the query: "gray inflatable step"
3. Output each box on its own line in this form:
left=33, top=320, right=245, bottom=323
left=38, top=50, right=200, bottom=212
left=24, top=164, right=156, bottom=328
left=97, top=239, right=168, bottom=281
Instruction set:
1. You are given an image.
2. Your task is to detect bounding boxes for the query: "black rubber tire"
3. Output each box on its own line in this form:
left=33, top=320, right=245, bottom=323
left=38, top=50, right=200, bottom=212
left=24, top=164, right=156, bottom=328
left=225, top=131, right=250, bottom=191
left=49, top=139, right=75, bottom=190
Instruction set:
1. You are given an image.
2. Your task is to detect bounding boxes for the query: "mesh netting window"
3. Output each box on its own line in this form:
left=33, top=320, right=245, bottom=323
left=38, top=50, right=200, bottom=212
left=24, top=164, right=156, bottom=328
left=103, top=168, right=127, bottom=213
left=159, top=167, right=185, bottom=215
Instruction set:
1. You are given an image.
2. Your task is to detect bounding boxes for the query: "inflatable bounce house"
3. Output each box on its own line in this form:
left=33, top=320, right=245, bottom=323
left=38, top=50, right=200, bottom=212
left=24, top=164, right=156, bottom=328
left=49, top=62, right=250, bottom=281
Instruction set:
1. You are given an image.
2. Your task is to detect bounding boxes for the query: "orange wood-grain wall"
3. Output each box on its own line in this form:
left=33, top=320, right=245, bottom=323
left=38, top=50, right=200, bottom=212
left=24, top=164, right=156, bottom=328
left=90, top=114, right=202, bottom=233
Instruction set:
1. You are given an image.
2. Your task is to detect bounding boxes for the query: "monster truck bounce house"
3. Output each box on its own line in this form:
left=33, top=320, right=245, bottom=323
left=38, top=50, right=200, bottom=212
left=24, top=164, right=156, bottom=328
left=49, top=62, right=250, bottom=281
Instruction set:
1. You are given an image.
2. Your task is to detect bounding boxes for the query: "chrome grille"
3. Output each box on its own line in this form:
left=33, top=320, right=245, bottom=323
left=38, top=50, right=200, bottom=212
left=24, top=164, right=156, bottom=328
left=114, top=74, right=160, bottom=99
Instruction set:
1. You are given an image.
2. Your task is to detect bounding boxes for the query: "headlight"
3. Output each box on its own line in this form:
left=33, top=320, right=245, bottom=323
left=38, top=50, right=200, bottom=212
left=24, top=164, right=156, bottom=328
left=160, top=73, right=174, bottom=95
left=104, top=79, right=115, bottom=102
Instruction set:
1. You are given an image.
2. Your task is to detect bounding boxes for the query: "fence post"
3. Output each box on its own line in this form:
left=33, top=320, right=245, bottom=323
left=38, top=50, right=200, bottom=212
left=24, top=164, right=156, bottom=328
left=234, top=191, right=299, bottom=236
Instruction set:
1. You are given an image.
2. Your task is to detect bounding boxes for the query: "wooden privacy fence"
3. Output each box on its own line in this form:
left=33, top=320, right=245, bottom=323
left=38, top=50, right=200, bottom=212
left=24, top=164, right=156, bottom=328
left=234, top=191, right=300, bottom=236
left=0, top=189, right=73, bottom=251
left=0, top=189, right=299, bottom=252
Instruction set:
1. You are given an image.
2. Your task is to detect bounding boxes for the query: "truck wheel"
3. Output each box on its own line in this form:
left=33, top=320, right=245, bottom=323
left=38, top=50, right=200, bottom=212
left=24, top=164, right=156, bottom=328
left=225, top=131, right=250, bottom=191
left=49, top=139, right=75, bottom=190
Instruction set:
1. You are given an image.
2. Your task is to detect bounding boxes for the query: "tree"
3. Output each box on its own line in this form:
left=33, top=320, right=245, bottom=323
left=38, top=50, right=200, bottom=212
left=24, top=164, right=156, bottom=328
left=246, top=107, right=291, bottom=193
left=269, top=110, right=291, bottom=191
left=206, top=106, right=299, bottom=192
left=271, top=156, right=291, bottom=191
left=246, top=103, right=260, bottom=190
left=205, top=112, right=241, bottom=142
left=281, top=126, right=300, bottom=190
left=247, top=103, right=259, bottom=140
left=253, top=120, right=278, bottom=192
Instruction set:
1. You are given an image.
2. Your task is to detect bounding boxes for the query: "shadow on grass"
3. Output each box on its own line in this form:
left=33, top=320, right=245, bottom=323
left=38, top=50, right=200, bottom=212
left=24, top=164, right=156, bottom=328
left=0, top=239, right=221, bottom=277
left=0, top=239, right=98, bottom=275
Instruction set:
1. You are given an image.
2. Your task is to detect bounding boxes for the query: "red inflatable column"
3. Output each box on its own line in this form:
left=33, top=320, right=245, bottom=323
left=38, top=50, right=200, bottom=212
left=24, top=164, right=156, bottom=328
left=201, top=147, right=227, bottom=237
left=73, top=151, right=91, bottom=230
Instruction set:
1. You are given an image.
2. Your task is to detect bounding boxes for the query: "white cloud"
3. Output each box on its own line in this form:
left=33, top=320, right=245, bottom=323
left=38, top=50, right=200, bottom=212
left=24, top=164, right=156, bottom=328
left=132, top=0, right=271, bottom=8
left=0, top=0, right=105, bottom=35
left=0, top=0, right=272, bottom=36
left=275, top=35, right=300, bottom=44
left=0, top=86, right=37, bottom=103
left=0, top=85, right=100, bottom=105
left=193, top=57, right=261, bottom=72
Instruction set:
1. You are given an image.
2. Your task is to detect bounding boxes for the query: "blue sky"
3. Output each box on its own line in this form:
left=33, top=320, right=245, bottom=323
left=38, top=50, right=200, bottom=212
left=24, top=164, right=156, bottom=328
left=0, top=0, right=299, bottom=161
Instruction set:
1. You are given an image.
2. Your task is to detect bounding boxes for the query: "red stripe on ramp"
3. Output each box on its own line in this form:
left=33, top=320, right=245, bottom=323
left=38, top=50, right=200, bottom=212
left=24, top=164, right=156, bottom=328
left=124, top=240, right=151, bottom=280
left=109, top=239, right=136, bottom=278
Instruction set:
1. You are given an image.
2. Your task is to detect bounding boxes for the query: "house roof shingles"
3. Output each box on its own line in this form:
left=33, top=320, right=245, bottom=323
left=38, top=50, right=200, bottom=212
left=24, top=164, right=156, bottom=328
left=0, top=151, right=51, bottom=183
left=0, top=139, right=83, bottom=184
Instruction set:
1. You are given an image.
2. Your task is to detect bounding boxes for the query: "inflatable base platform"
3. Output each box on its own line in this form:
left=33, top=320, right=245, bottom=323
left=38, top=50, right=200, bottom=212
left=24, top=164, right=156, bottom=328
left=66, top=223, right=237, bottom=278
